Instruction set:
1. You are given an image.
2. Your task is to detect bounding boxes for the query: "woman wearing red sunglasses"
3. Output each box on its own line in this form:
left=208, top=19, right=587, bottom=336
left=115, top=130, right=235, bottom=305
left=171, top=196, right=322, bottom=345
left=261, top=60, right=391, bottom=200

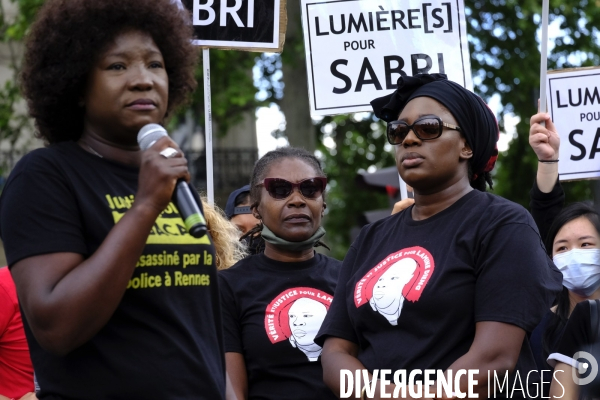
left=219, top=147, right=341, bottom=400
left=316, top=74, right=563, bottom=399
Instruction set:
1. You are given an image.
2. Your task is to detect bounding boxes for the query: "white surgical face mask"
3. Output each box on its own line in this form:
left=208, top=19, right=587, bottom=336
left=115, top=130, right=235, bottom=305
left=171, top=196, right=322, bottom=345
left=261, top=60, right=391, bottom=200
left=553, top=248, right=600, bottom=297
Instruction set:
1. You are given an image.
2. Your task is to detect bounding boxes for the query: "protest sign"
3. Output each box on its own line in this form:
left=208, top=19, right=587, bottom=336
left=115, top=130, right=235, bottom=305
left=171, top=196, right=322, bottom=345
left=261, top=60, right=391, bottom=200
left=539, top=0, right=549, bottom=114
left=546, top=67, right=600, bottom=181
left=175, top=0, right=288, bottom=202
left=300, top=0, right=471, bottom=116
left=181, top=0, right=286, bottom=52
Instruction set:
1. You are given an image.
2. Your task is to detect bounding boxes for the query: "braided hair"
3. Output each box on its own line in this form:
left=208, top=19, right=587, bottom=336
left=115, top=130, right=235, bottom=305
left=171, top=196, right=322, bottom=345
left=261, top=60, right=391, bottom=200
left=240, top=147, right=329, bottom=251
left=468, top=164, right=494, bottom=192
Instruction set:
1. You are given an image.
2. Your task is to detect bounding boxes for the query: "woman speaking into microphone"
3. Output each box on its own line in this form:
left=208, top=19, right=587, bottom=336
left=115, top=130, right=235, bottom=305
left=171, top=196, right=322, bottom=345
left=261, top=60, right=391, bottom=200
left=0, top=1, right=230, bottom=398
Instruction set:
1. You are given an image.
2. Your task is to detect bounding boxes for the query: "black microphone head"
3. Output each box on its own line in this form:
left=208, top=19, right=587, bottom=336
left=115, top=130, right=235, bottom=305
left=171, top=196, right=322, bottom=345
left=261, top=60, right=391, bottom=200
left=138, top=123, right=168, bottom=150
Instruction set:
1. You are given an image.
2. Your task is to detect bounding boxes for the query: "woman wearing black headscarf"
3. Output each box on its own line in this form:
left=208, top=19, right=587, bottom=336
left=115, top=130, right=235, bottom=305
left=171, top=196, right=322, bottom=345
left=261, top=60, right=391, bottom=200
left=316, top=74, right=562, bottom=399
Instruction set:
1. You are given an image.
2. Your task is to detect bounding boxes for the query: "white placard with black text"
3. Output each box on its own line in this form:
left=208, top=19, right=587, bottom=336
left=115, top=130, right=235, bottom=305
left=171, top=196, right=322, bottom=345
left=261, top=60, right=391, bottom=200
left=183, top=0, right=281, bottom=49
left=300, top=0, right=472, bottom=116
left=547, top=68, right=600, bottom=181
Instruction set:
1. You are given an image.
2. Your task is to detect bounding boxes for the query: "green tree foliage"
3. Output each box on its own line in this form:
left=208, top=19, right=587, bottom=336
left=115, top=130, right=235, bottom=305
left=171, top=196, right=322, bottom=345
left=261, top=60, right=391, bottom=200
left=2, top=0, right=43, bottom=39
left=467, top=0, right=599, bottom=205
left=317, top=114, right=395, bottom=259
left=282, top=1, right=600, bottom=255
left=2, top=0, right=600, bottom=257
left=0, top=0, right=42, bottom=147
left=0, top=0, right=261, bottom=144
left=181, top=49, right=261, bottom=136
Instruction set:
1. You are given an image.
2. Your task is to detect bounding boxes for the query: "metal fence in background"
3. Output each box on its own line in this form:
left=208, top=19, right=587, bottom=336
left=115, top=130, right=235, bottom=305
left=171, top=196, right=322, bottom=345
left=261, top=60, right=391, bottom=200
left=188, top=148, right=258, bottom=204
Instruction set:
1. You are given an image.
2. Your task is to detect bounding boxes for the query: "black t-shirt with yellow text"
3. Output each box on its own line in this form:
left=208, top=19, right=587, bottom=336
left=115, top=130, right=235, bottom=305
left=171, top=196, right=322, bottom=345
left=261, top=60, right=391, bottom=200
left=0, top=141, right=225, bottom=399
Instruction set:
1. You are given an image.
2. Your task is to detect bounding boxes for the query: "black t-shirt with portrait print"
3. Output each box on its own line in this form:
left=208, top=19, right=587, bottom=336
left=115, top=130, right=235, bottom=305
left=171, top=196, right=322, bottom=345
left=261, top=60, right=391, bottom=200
left=219, top=252, right=341, bottom=400
left=0, top=141, right=225, bottom=400
left=316, top=189, right=563, bottom=399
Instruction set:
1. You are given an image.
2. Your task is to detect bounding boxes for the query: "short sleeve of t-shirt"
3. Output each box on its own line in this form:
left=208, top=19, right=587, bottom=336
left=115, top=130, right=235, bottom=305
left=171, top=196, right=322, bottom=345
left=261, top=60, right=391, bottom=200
left=315, top=246, right=358, bottom=346
left=475, top=221, right=559, bottom=332
left=0, top=150, right=87, bottom=265
left=555, top=301, right=592, bottom=360
left=219, top=274, right=244, bottom=353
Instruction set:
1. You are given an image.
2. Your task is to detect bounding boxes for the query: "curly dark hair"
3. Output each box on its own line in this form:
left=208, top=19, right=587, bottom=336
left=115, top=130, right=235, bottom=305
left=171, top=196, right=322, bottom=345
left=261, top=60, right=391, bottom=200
left=21, top=0, right=198, bottom=144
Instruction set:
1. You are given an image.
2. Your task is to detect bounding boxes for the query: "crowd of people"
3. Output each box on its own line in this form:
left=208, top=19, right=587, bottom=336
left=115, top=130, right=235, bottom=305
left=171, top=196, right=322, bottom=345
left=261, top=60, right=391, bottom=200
left=0, top=0, right=599, bottom=399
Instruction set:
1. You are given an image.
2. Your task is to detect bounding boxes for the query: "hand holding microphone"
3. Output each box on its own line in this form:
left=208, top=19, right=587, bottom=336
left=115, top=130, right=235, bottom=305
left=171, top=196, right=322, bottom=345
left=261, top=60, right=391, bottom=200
left=138, top=123, right=207, bottom=238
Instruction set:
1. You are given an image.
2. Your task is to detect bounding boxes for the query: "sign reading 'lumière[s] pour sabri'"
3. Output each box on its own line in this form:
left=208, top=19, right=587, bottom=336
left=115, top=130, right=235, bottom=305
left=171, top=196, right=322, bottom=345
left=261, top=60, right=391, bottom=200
left=300, top=0, right=471, bottom=116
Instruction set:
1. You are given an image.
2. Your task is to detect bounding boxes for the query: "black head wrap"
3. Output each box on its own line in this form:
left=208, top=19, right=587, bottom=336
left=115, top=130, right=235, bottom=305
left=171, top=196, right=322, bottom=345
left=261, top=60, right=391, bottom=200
left=370, top=73, right=499, bottom=179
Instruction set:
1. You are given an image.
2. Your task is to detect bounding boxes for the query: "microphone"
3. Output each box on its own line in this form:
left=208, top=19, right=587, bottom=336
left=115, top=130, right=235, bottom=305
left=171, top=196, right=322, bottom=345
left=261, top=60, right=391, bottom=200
left=138, top=123, right=207, bottom=238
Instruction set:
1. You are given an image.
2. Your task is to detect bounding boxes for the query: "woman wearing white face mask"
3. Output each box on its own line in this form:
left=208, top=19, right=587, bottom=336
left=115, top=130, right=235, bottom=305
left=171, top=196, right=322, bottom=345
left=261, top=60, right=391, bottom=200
left=548, top=204, right=600, bottom=301
left=534, top=204, right=600, bottom=375
left=528, top=112, right=600, bottom=399
left=554, top=238, right=600, bottom=299
left=545, top=203, right=600, bottom=399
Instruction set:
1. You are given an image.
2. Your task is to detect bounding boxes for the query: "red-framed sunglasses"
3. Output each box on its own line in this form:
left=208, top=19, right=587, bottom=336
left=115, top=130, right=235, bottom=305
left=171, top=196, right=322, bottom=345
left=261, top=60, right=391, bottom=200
left=258, top=177, right=327, bottom=200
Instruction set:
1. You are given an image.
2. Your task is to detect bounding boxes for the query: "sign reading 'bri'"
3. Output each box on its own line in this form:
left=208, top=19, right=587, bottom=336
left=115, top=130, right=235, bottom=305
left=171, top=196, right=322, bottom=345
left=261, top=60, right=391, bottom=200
left=181, top=0, right=284, bottom=50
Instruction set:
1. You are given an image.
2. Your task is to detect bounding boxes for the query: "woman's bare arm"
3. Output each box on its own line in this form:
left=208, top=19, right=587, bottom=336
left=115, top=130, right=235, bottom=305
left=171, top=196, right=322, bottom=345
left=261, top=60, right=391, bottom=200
left=550, top=362, right=577, bottom=400
left=226, top=352, right=248, bottom=400
left=10, top=137, right=189, bottom=355
left=438, top=321, right=526, bottom=399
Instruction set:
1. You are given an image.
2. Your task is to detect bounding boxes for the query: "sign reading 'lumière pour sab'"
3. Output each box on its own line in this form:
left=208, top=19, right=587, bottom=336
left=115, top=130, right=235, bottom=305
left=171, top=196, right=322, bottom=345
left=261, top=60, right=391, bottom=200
left=300, top=0, right=471, bottom=116
left=181, top=0, right=284, bottom=51
left=547, top=67, right=600, bottom=181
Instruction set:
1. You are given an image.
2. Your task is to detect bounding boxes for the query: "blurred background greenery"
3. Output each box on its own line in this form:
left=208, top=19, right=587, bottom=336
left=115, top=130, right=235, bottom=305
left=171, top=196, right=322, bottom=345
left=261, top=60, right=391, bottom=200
left=1, top=0, right=599, bottom=264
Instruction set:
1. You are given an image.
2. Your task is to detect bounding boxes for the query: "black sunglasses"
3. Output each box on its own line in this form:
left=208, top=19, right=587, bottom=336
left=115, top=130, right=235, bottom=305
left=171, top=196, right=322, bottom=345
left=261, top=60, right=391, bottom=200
left=258, top=177, right=327, bottom=200
left=387, top=116, right=462, bottom=145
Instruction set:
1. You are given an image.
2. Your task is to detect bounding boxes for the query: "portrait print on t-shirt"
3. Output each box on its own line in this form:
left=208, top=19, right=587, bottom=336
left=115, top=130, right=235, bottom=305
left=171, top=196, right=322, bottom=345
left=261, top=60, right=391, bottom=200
left=265, top=287, right=333, bottom=361
left=354, top=247, right=435, bottom=325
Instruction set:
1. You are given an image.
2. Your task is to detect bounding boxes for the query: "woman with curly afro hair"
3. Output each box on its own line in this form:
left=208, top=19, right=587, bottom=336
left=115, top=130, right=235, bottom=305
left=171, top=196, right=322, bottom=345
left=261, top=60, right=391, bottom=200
left=0, top=1, right=233, bottom=398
